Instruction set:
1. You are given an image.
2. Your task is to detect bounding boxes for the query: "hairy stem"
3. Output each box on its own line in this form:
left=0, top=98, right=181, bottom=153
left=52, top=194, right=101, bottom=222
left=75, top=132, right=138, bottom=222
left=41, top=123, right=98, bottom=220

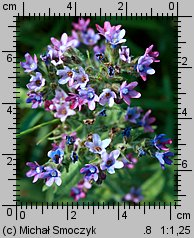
left=17, top=119, right=60, bottom=138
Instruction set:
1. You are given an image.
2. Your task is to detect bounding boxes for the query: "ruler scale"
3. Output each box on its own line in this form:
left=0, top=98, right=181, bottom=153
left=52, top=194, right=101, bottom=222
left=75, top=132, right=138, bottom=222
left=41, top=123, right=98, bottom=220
left=0, top=0, right=193, bottom=237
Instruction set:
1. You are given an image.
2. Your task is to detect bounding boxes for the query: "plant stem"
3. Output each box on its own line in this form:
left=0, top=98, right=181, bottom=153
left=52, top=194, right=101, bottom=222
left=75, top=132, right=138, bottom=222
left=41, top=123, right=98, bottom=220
left=17, top=119, right=60, bottom=138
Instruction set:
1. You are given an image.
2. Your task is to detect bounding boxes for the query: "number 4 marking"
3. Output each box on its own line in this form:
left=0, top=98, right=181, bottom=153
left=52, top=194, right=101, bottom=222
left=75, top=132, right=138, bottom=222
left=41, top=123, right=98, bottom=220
left=7, top=106, right=12, bottom=114
left=182, top=108, right=187, bottom=116
left=67, top=2, right=72, bottom=10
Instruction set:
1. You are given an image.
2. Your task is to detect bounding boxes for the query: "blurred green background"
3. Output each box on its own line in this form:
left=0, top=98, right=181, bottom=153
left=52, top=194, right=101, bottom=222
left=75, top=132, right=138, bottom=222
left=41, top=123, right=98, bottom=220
left=17, top=17, right=177, bottom=204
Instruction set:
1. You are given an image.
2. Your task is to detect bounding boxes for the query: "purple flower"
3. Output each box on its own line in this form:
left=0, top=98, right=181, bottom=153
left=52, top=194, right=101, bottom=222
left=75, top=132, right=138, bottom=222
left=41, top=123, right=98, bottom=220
left=140, top=110, right=156, bottom=132
left=122, top=153, right=138, bottom=169
left=145, top=45, right=160, bottom=62
left=105, top=29, right=126, bottom=47
left=50, top=33, right=77, bottom=53
left=80, top=164, right=99, bottom=182
left=123, top=187, right=144, bottom=203
left=47, top=148, right=64, bottom=164
left=47, top=45, right=63, bottom=66
left=137, top=55, right=155, bottom=81
left=51, top=88, right=67, bottom=108
left=119, top=46, right=131, bottom=63
left=57, top=66, right=75, bottom=86
left=68, top=30, right=80, bottom=47
left=82, top=28, right=100, bottom=46
left=78, top=87, right=99, bottom=111
left=42, top=167, right=62, bottom=186
left=58, top=132, right=79, bottom=151
left=99, top=88, right=116, bottom=107
left=73, top=18, right=90, bottom=31
left=54, top=102, right=76, bottom=122
left=155, top=151, right=174, bottom=169
left=93, top=44, right=105, bottom=54
left=26, top=162, right=44, bottom=183
left=151, top=134, right=172, bottom=151
left=71, top=67, right=89, bottom=89
left=100, top=150, right=123, bottom=174
left=120, top=81, right=141, bottom=105
left=65, top=93, right=86, bottom=111
left=70, top=187, right=86, bottom=201
left=96, top=21, right=126, bottom=47
left=20, top=53, right=37, bottom=73
left=27, top=72, right=45, bottom=92
left=26, top=92, right=43, bottom=109
left=125, top=106, right=142, bottom=124
left=85, top=133, right=111, bottom=154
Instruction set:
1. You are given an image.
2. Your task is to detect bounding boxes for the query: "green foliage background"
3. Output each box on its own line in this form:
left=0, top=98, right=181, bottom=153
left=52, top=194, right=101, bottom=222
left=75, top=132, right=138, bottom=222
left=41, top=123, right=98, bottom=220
left=17, top=17, right=177, bottom=204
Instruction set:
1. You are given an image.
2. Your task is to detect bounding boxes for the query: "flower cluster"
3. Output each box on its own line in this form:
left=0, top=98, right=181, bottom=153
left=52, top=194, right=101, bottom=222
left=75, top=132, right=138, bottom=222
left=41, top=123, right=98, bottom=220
left=22, top=18, right=174, bottom=202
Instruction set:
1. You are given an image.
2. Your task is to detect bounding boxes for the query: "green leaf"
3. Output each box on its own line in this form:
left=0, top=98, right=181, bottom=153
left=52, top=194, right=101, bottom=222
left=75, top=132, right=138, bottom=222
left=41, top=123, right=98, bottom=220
left=18, top=179, right=45, bottom=202
left=141, top=170, right=165, bottom=202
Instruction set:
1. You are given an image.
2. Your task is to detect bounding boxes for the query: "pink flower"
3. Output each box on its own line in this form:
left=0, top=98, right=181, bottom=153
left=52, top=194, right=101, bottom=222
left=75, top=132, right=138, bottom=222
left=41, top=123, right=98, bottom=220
left=65, top=93, right=86, bottom=111
left=54, top=103, right=76, bottom=122
left=120, top=81, right=141, bottom=105
left=73, top=18, right=90, bottom=31
left=50, top=33, right=77, bottom=53
left=96, top=21, right=121, bottom=36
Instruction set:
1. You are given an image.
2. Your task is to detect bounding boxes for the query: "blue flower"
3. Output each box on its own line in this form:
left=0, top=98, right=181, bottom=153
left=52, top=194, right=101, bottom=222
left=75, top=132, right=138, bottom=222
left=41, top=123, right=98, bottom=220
left=125, top=106, right=142, bottom=124
left=47, top=148, right=64, bottom=164
left=95, top=53, right=105, bottom=61
left=123, top=187, right=144, bottom=203
left=80, top=164, right=99, bottom=181
left=155, top=151, right=174, bottom=169
left=138, top=148, right=146, bottom=157
left=122, top=127, right=131, bottom=138
left=81, top=28, right=100, bottom=46
left=26, top=92, right=43, bottom=109
left=71, top=151, right=78, bottom=163
left=151, top=134, right=172, bottom=151
left=108, top=66, right=115, bottom=77
left=97, top=108, right=107, bottom=117
left=66, top=136, right=76, bottom=145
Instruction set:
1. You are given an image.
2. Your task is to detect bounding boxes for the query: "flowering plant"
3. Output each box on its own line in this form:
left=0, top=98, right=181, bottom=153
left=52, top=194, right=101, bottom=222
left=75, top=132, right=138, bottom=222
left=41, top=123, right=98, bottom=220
left=21, top=18, right=174, bottom=203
